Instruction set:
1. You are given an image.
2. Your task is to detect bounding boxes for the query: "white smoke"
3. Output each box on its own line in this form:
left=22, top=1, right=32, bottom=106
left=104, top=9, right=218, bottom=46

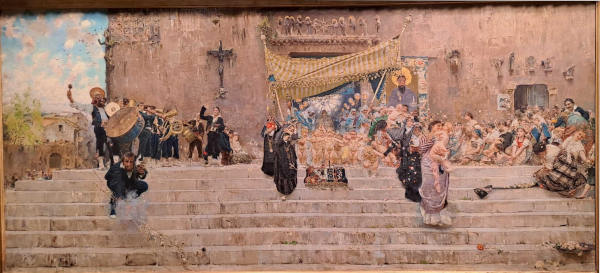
left=116, top=191, right=148, bottom=231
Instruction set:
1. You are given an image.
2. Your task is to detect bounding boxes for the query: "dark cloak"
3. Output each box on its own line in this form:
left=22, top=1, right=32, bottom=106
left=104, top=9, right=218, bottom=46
left=273, top=125, right=298, bottom=195
left=261, top=121, right=281, bottom=176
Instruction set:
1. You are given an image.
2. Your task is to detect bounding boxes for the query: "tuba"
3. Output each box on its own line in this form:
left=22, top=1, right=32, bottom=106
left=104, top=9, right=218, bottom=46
left=160, top=119, right=184, bottom=142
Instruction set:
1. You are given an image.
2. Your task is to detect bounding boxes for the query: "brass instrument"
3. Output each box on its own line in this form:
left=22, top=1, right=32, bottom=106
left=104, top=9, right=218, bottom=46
left=163, top=109, right=178, bottom=119
left=159, top=119, right=184, bottom=142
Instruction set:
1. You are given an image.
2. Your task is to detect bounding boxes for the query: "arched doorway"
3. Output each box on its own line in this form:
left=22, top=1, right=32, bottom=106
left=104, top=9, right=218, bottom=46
left=49, top=153, right=62, bottom=169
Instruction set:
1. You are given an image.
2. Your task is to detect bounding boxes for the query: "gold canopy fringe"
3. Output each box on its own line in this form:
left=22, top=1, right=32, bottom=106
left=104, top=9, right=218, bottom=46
left=264, top=38, right=402, bottom=100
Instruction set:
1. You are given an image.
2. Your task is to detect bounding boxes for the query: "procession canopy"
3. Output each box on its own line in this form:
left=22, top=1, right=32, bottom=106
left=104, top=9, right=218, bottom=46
left=264, top=37, right=402, bottom=100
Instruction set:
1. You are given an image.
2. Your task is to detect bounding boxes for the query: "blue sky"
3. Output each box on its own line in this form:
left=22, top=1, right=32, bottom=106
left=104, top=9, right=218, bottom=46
left=1, top=12, right=107, bottom=113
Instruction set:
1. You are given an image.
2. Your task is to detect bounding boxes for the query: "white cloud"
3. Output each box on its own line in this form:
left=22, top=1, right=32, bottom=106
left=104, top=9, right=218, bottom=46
left=80, top=20, right=91, bottom=28
left=0, top=16, right=18, bottom=39
left=54, top=17, right=64, bottom=28
left=16, top=35, right=35, bottom=60
left=65, top=13, right=84, bottom=25
left=21, top=34, right=35, bottom=48
left=26, top=16, right=49, bottom=37
left=64, top=39, right=75, bottom=49
left=48, top=58, right=63, bottom=77
left=2, top=12, right=106, bottom=114
left=32, top=51, right=49, bottom=63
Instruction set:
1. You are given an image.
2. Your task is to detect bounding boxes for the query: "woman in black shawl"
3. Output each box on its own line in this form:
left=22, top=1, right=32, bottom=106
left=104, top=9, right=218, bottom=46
left=396, top=120, right=423, bottom=202
left=273, top=123, right=298, bottom=195
left=261, top=115, right=281, bottom=176
left=200, top=105, right=225, bottom=164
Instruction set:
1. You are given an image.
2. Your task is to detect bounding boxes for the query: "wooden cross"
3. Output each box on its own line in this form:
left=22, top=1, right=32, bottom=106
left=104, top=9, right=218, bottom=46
left=207, top=40, right=234, bottom=89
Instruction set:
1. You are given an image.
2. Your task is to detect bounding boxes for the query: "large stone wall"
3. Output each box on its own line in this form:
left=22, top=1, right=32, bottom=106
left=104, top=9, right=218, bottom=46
left=106, top=4, right=596, bottom=151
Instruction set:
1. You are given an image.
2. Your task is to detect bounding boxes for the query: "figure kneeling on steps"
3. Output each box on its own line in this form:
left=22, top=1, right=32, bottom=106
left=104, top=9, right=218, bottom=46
left=105, top=152, right=149, bottom=218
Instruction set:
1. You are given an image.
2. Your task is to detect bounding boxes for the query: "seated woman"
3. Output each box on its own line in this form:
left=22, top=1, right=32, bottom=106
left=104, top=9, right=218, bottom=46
left=230, top=131, right=252, bottom=164
left=509, top=127, right=532, bottom=165
left=481, top=137, right=509, bottom=165
left=535, top=130, right=593, bottom=198
left=460, top=130, right=484, bottom=165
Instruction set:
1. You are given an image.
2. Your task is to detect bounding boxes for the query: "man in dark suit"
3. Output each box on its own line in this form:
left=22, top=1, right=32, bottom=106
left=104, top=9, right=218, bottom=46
left=105, top=152, right=148, bottom=218
left=555, top=98, right=590, bottom=127
left=564, top=98, right=589, bottom=120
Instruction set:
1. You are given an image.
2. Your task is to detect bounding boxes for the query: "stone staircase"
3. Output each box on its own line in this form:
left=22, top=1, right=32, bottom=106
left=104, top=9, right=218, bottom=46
left=4, top=164, right=596, bottom=271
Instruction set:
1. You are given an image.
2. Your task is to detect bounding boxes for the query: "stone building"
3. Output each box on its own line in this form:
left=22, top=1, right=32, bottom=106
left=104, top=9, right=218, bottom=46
left=4, top=112, right=95, bottom=185
left=105, top=3, right=596, bottom=152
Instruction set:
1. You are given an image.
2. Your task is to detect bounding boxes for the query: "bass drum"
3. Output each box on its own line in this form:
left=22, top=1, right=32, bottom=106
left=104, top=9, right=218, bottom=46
left=182, top=127, right=198, bottom=143
left=104, top=107, right=144, bottom=144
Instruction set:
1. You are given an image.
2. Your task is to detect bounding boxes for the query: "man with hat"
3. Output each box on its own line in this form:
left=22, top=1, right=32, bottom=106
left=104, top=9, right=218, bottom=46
left=68, top=86, right=113, bottom=169
left=387, top=69, right=417, bottom=112
left=89, top=87, right=113, bottom=168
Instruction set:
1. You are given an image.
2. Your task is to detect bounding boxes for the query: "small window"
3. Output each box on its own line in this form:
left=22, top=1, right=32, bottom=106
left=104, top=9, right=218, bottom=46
left=58, top=125, right=63, bottom=132
left=514, top=84, right=549, bottom=111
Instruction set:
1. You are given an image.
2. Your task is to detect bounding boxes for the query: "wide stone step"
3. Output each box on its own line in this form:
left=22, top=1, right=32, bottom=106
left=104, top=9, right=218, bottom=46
left=7, top=263, right=598, bottom=272
left=5, top=187, right=569, bottom=203
left=14, top=175, right=535, bottom=191
left=51, top=165, right=539, bottom=180
left=6, top=244, right=593, bottom=267
left=6, top=227, right=593, bottom=248
left=6, top=212, right=593, bottom=231
left=5, top=199, right=594, bottom=217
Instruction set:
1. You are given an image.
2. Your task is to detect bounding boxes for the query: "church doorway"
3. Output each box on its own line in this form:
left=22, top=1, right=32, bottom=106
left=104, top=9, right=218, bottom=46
left=513, top=84, right=549, bottom=111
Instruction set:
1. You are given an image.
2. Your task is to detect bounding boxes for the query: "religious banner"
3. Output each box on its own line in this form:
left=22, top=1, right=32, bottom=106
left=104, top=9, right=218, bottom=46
left=264, top=37, right=402, bottom=99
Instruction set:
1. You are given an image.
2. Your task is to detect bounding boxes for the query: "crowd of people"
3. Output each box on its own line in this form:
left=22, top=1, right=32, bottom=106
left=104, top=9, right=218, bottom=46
left=262, top=72, right=595, bottom=226
left=70, top=79, right=595, bottom=222
left=68, top=87, right=253, bottom=171
left=69, top=87, right=254, bottom=217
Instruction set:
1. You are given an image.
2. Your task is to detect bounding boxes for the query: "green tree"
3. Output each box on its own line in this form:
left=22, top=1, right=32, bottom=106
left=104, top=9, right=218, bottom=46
left=3, top=91, right=43, bottom=146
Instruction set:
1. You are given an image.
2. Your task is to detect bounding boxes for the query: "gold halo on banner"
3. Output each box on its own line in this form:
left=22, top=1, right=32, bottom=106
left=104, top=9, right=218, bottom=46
left=391, top=67, right=412, bottom=86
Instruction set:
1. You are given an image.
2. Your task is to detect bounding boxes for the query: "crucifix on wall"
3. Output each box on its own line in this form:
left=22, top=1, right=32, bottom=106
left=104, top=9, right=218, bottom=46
left=207, top=40, right=234, bottom=99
